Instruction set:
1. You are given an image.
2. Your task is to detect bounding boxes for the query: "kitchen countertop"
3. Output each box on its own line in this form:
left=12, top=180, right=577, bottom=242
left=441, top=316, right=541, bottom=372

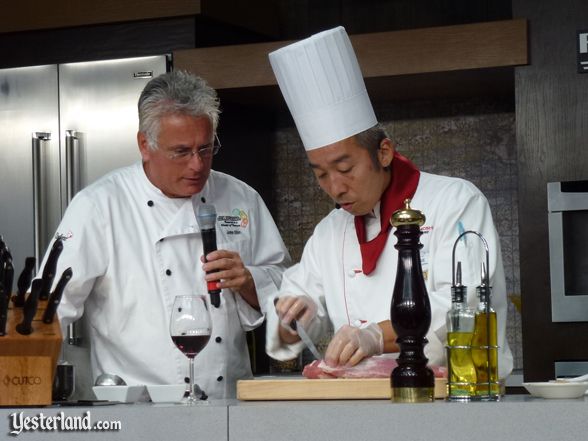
left=228, top=395, right=588, bottom=441
left=1, top=396, right=587, bottom=440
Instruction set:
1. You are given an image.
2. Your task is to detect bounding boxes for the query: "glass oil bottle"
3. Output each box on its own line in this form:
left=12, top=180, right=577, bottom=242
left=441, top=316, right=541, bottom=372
left=471, top=263, right=500, bottom=399
left=446, top=262, right=477, bottom=400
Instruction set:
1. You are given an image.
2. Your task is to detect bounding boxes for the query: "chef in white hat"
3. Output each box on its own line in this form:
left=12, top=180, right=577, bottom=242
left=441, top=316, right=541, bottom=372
left=266, top=26, right=513, bottom=379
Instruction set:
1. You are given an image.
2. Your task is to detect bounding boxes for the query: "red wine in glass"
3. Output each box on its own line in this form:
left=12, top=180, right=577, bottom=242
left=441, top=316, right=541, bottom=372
left=172, top=334, right=211, bottom=358
left=170, top=295, right=212, bottom=404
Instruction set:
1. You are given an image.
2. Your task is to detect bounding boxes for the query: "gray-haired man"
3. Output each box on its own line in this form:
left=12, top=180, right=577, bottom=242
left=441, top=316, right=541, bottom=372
left=40, top=71, right=290, bottom=398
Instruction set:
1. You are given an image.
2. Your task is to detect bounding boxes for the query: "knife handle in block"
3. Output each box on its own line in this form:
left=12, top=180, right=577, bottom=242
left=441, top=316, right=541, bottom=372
left=42, top=267, right=72, bottom=324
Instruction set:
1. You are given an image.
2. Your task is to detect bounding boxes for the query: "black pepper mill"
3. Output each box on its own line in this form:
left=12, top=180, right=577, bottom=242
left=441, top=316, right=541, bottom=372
left=390, top=199, right=434, bottom=403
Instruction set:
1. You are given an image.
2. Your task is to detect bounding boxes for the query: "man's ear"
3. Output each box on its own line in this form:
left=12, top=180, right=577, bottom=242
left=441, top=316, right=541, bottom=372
left=137, top=132, right=151, bottom=162
left=378, top=138, right=395, bottom=168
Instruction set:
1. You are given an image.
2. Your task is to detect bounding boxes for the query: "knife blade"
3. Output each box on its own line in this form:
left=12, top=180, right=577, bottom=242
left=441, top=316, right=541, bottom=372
left=16, top=278, right=43, bottom=335
left=12, top=256, right=36, bottom=307
left=291, top=320, right=322, bottom=361
left=42, top=267, right=73, bottom=324
left=39, top=238, right=64, bottom=301
left=273, top=297, right=323, bottom=360
left=0, top=258, right=14, bottom=336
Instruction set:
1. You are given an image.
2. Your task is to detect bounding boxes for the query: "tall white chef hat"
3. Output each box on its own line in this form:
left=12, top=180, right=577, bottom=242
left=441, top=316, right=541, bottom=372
left=269, top=26, right=377, bottom=151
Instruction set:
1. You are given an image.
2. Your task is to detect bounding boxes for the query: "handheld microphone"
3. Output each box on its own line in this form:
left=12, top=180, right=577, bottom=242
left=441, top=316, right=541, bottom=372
left=195, top=203, right=221, bottom=308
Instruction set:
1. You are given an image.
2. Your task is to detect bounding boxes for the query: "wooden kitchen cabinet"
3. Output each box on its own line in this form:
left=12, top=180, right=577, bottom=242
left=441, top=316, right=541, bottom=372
left=174, top=18, right=528, bottom=103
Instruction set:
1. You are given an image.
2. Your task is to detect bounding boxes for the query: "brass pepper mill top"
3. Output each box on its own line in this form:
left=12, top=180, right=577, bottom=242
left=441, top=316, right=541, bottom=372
left=390, top=198, right=426, bottom=227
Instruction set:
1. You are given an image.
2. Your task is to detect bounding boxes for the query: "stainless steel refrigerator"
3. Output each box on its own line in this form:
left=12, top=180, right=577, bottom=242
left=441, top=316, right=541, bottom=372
left=0, top=55, right=169, bottom=276
left=0, top=55, right=169, bottom=398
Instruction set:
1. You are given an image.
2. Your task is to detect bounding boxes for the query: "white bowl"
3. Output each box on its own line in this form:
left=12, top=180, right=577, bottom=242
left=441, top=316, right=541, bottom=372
left=522, top=382, right=588, bottom=399
left=146, top=384, right=187, bottom=403
left=92, top=385, right=147, bottom=403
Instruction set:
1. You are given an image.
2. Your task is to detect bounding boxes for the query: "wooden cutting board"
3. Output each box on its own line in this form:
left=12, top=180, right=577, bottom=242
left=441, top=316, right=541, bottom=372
left=237, top=377, right=447, bottom=401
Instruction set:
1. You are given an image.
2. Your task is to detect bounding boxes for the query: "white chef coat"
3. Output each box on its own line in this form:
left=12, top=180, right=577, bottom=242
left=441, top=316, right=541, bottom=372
left=266, top=172, right=513, bottom=379
left=45, top=162, right=290, bottom=399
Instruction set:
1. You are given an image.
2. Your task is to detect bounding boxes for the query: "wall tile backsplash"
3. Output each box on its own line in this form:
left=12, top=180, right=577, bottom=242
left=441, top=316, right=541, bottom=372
left=270, top=98, right=522, bottom=370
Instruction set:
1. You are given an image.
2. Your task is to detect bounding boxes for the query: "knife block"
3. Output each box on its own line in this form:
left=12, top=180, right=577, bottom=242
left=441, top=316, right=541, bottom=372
left=0, top=300, right=62, bottom=406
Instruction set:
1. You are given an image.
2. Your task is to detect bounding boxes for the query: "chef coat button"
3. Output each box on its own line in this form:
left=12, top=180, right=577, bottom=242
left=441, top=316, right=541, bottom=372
left=348, top=269, right=356, bottom=278
left=184, top=377, right=190, bottom=383
left=201, top=197, right=206, bottom=203
left=217, top=376, right=223, bottom=382
left=147, top=200, right=154, bottom=207
left=215, top=336, right=222, bottom=343
left=166, top=269, right=172, bottom=276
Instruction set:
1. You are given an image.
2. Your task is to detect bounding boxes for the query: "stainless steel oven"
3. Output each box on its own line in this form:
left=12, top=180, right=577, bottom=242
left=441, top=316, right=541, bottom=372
left=548, top=180, right=588, bottom=322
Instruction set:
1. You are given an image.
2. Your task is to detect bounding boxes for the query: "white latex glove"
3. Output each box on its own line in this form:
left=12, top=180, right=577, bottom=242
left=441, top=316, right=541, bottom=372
left=325, top=323, right=384, bottom=367
left=274, top=294, right=318, bottom=337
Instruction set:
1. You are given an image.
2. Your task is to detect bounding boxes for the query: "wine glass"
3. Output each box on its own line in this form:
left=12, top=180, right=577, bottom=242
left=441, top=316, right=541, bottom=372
left=170, top=295, right=212, bottom=405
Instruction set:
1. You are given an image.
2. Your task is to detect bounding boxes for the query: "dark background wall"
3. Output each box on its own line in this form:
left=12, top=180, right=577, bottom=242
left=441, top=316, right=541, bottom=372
left=513, top=0, right=588, bottom=381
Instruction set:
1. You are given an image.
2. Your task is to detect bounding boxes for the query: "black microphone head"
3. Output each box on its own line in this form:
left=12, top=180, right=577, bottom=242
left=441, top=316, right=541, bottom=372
left=195, top=203, right=217, bottom=230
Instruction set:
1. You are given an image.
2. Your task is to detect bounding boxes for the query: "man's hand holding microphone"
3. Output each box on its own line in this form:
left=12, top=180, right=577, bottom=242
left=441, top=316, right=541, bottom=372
left=195, top=203, right=257, bottom=309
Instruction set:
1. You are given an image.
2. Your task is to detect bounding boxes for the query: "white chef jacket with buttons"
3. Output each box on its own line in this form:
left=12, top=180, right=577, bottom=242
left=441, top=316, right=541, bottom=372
left=266, top=172, right=513, bottom=379
left=47, top=162, right=290, bottom=398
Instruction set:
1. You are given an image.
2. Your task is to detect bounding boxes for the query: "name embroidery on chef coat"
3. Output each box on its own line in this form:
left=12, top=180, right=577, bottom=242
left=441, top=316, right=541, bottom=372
left=217, top=208, right=249, bottom=235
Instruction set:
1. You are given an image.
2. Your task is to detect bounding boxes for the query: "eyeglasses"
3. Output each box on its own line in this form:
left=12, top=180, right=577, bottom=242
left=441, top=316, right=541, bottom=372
left=164, top=134, right=221, bottom=162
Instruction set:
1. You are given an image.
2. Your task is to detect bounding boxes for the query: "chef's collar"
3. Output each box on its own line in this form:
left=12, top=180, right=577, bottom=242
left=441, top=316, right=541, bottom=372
left=158, top=174, right=217, bottom=239
left=138, top=161, right=173, bottom=201
left=367, top=201, right=381, bottom=220
left=364, top=201, right=381, bottom=242
left=137, top=161, right=213, bottom=204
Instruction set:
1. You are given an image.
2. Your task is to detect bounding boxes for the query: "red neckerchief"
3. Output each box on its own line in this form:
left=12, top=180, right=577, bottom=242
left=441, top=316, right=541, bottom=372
left=353, top=151, right=420, bottom=275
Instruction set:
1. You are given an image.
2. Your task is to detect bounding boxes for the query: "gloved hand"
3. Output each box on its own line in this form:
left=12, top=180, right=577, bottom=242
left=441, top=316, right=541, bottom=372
left=325, top=323, right=384, bottom=367
left=274, top=295, right=318, bottom=338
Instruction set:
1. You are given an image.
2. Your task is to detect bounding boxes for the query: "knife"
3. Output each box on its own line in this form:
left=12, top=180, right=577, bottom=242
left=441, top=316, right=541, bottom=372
left=0, top=258, right=14, bottom=336
left=0, top=237, right=6, bottom=264
left=16, top=278, right=43, bottom=335
left=273, top=297, right=323, bottom=360
left=0, top=282, right=8, bottom=336
left=291, top=320, right=323, bottom=361
left=4, top=258, right=14, bottom=296
left=42, top=267, right=73, bottom=324
left=12, top=256, right=36, bottom=307
left=39, top=238, right=64, bottom=301
left=1, top=246, right=13, bottom=266
left=0, top=246, right=7, bottom=283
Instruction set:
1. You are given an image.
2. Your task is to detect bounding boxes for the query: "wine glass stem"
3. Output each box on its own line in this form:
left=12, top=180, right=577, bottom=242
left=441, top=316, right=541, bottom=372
left=188, top=357, right=196, bottom=402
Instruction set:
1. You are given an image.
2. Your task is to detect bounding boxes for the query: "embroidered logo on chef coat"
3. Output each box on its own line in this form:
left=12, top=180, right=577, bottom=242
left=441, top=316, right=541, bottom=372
left=55, top=231, right=73, bottom=241
left=218, top=208, right=249, bottom=235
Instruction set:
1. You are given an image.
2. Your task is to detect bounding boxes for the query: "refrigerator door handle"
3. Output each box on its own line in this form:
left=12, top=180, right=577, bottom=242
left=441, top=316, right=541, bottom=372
left=32, top=132, right=52, bottom=272
left=65, top=130, right=81, bottom=205
left=65, top=130, right=83, bottom=345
